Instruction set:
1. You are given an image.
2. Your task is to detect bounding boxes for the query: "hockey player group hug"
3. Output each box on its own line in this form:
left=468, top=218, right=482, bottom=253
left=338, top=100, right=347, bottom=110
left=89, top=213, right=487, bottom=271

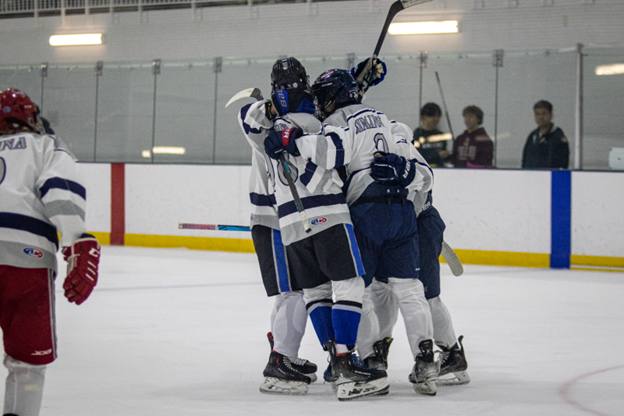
left=238, top=57, right=469, bottom=401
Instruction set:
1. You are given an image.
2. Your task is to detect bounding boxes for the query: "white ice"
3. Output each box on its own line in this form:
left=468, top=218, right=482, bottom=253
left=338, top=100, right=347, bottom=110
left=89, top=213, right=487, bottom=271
left=5, top=246, right=624, bottom=416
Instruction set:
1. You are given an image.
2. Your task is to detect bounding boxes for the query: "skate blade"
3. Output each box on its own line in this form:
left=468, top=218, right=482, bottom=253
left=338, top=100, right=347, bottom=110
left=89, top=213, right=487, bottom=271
left=413, top=380, right=437, bottom=396
left=259, top=377, right=308, bottom=395
left=337, top=378, right=389, bottom=401
left=437, top=371, right=470, bottom=386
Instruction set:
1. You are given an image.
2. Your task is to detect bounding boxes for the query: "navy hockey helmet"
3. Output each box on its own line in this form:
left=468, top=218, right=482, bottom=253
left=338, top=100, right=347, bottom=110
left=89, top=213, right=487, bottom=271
left=311, top=69, right=360, bottom=117
left=270, top=57, right=315, bottom=116
left=0, top=88, right=38, bottom=133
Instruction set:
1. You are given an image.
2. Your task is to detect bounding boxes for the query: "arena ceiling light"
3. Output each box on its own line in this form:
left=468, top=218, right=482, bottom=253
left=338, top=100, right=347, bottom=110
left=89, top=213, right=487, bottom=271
left=49, top=34, right=103, bottom=46
left=595, top=63, right=624, bottom=76
left=388, top=21, right=459, bottom=35
left=142, top=147, right=186, bottom=158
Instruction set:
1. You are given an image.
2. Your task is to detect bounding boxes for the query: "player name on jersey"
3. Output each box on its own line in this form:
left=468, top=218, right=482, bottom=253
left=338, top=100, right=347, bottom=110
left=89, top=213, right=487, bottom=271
left=0, top=136, right=27, bottom=151
left=354, top=114, right=385, bottom=134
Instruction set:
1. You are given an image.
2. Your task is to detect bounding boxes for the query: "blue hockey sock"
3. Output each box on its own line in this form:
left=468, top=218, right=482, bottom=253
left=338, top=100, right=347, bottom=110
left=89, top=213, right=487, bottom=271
left=307, top=300, right=334, bottom=346
left=332, top=301, right=362, bottom=346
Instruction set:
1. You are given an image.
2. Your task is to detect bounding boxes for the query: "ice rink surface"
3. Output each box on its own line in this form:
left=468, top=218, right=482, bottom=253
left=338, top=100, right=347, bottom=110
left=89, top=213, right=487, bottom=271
left=9, top=246, right=623, bottom=416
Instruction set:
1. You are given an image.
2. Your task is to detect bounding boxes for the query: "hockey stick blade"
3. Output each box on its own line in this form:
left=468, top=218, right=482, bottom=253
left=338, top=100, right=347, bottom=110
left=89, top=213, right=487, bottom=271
left=441, top=241, right=463, bottom=276
left=357, top=0, right=434, bottom=91
left=225, top=87, right=264, bottom=108
left=179, top=223, right=251, bottom=231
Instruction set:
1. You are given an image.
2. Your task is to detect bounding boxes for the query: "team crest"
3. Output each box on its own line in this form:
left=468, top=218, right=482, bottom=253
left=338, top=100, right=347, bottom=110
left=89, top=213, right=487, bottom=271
left=24, top=248, right=44, bottom=258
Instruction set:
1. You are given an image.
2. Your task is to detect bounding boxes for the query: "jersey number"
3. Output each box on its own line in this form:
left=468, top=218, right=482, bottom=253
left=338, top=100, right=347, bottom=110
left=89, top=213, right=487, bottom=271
left=0, top=157, right=5, bottom=185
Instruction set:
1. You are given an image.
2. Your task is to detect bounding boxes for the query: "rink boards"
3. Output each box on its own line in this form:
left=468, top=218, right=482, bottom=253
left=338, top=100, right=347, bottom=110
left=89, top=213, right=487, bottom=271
left=80, top=163, right=624, bottom=271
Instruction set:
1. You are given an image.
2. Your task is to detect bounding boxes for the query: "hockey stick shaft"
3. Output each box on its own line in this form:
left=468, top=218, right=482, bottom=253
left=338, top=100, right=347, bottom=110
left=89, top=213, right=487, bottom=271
left=279, top=153, right=312, bottom=233
left=441, top=241, right=463, bottom=276
left=227, top=86, right=312, bottom=234
left=435, top=71, right=455, bottom=139
left=357, top=0, right=434, bottom=89
left=179, top=223, right=251, bottom=231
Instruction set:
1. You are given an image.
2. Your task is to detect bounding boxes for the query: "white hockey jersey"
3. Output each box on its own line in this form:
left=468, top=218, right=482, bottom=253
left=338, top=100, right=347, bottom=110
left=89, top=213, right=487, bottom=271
left=295, top=104, right=434, bottom=206
left=238, top=102, right=279, bottom=230
left=0, top=132, right=86, bottom=271
left=243, top=102, right=352, bottom=246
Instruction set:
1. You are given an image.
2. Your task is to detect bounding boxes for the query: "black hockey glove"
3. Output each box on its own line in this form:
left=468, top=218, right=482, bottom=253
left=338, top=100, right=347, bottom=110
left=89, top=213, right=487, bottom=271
left=264, top=127, right=302, bottom=160
left=350, top=58, right=387, bottom=92
left=370, top=152, right=416, bottom=187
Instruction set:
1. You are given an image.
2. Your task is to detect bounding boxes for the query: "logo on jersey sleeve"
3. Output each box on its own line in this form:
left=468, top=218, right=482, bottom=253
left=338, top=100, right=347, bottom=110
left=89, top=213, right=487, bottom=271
left=24, top=248, right=44, bottom=258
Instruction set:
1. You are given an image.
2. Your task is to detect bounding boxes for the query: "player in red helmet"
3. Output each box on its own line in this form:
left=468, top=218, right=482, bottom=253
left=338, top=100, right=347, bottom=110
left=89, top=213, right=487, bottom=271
left=0, top=88, right=100, bottom=416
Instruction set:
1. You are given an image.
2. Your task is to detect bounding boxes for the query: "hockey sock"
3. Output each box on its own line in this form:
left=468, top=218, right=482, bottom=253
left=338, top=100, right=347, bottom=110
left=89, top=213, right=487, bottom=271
left=428, top=296, right=458, bottom=348
left=332, top=303, right=362, bottom=347
left=307, top=301, right=334, bottom=346
left=3, top=356, right=46, bottom=416
left=272, top=291, right=307, bottom=358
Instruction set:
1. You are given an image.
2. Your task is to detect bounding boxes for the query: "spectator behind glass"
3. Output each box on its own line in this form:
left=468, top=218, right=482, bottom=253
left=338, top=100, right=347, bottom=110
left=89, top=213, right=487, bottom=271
left=521, top=100, right=569, bottom=169
left=413, top=102, right=451, bottom=168
left=451, top=105, right=494, bottom=168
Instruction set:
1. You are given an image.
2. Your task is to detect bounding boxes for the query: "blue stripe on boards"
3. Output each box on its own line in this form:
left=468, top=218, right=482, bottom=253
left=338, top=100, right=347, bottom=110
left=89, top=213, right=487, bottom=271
left=40, top=177, right=86, bottom=200
left=272, top=229, right=291, bottom=293
left=277, top=193, right=346, bottom=218
left=0, top=212, right=59, bottom=248
left=344, top=223, right=366, bottom=277
left=551, top=170, right=571, bottom=269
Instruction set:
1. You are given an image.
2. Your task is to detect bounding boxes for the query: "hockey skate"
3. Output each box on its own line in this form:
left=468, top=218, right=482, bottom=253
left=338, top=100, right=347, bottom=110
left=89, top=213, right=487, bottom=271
left=436, top=335, right=470, bottom=386
left=260, top=351, right=311, bottom=395
left=365, top=337, right=394, bottom=370
left=326, top=341, right=389, bottom=401
left=267, top=332, right=318, bottom=382
left=323, top=362, right=338, bottom=392
left=408, top=340, right=438, bottom=396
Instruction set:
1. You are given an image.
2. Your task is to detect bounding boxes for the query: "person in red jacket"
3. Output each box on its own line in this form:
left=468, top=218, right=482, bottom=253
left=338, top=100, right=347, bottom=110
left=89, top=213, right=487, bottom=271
left=451, top=105, right=494, bottom=168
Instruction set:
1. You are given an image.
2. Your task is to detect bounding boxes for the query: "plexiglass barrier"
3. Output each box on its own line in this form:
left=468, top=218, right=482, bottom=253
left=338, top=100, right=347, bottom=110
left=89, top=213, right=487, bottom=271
left=0, top=47, right=622, bottom=170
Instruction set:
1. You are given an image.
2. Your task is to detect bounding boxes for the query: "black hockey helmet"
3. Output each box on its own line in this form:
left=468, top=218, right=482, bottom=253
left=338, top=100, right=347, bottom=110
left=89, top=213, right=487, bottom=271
left=311, top=69, right=360, bottom=118
left=270, top=57, right=315, bottom=116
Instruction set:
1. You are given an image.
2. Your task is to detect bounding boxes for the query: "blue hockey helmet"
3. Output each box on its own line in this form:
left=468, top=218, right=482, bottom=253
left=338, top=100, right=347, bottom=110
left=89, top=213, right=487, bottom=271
left=311, top=69, right=360, bottom=117
left=270, top=57, right=315, bottom=116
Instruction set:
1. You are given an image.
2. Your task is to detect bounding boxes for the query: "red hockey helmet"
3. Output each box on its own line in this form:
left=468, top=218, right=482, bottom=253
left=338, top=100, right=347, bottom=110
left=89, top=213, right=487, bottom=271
left=0, top=88, right=38, bottom=133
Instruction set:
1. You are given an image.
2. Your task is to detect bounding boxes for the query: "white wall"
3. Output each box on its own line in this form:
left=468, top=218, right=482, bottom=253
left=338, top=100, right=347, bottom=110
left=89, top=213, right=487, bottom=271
left=125, top=164, right=251, bottom=238
left=1, top=0, right=624, bottom=65
left=81, top=163, right=111, bottom=233
left=572, top=171, right=624, bottom=258
left=81, top=163, right=624, bottom=259
left=433, top=169, right=551, bottom=254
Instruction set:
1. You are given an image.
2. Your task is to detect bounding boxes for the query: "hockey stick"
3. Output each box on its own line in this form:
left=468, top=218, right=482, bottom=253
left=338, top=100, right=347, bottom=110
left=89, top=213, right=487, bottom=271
left=441, top=241, right=463, bottom=276
left=179, top=223, right=251, bottom=231
left=357, top=0, right=435, bottom=91
left=225, top=88, right=264, bottom=108
left=435, top=71, right=455, bottom=139
left=227, top=87, right=312, bottom=234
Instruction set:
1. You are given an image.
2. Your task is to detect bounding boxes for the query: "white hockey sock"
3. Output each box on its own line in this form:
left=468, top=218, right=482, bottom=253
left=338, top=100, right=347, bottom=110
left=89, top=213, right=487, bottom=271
left=370, top=279, right=399, bottom=340
left=356, top=286, right=380, bottom=359
left=388, top=278, right=434, bottom=358
left=272, top=291, right=307, bottom=358
left=3, top=355, right=46, bottom=416
left=428, top=296, right=458, bottom=348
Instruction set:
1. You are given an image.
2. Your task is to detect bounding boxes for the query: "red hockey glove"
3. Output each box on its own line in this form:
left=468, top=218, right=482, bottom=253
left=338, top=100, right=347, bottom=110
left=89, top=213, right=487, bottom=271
left=62, top=233, right=100, bottom=305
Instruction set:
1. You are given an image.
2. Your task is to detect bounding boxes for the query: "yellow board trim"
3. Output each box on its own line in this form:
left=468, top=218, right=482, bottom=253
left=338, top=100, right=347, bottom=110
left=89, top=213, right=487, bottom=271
left=89, top=232, right=624, bottom=270
left=88, top=232, right=110, bottom=246
left=124, top=233, right=255, bottom=253
left=442, top=249, right=550, bottom=268
left=571, top=266, right=624, bottom=273
left=571, top=254, right=624, bottom=268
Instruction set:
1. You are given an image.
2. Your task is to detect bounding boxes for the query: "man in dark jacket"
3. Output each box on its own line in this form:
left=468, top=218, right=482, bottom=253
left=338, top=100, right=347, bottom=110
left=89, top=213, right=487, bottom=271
left=522, top=100, right=569, bottom=169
